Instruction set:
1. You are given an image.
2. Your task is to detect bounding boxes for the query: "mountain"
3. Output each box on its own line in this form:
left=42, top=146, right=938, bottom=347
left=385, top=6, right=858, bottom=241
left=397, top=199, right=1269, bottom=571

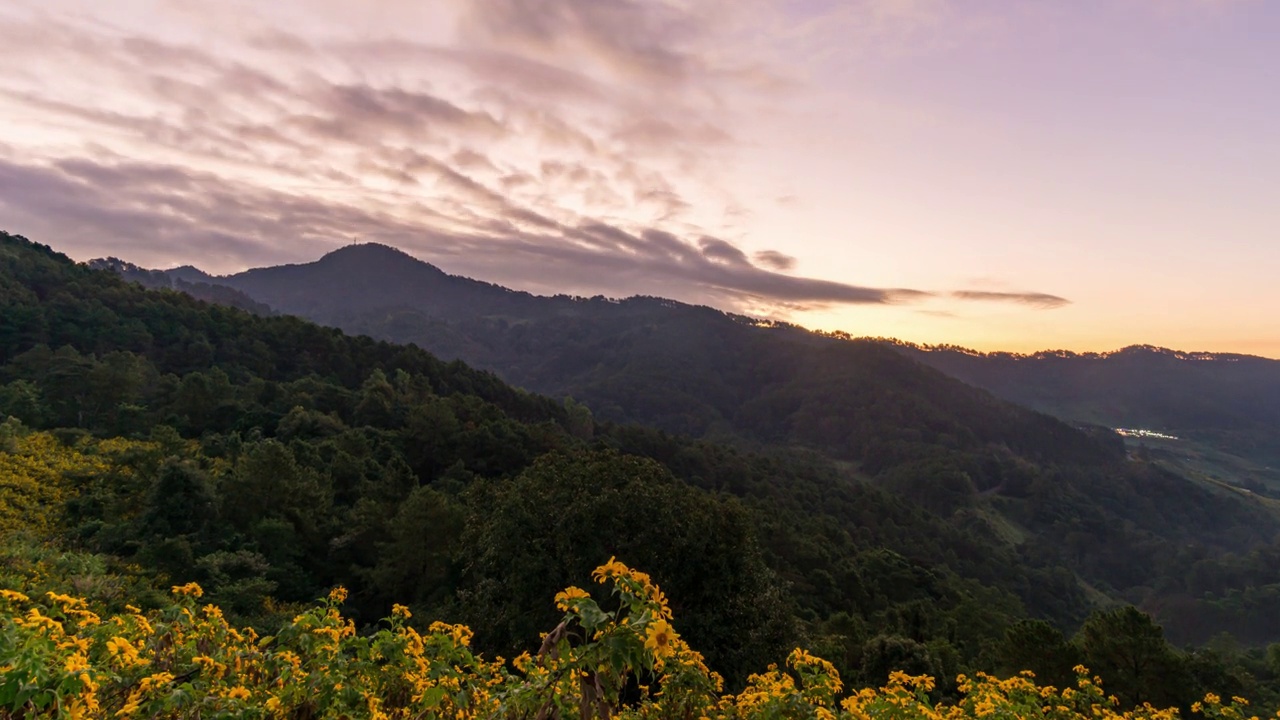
left=93, top=239, right=1280, bottom=649
left=88, top=256, right=275, bottom=316
left=207, top=242, right=530, bottom=322
left=169, top=244, right=1280, bottom=495
left=894, top=343, right=1280, bottom=493
left=138, top=244, right=1115, bottom=464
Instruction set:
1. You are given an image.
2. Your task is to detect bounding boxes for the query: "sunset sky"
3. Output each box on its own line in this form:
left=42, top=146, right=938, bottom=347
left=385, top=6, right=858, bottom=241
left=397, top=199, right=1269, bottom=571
left=1, top=1, right=1276, bottom=356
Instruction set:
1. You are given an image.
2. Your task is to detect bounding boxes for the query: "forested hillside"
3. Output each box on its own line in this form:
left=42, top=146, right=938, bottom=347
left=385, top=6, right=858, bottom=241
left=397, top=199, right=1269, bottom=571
left=146, top=244, right=1280, bottom=485
left=87, top=257, right=275, bottom=316
left=99, top=239, right=1280, bottom=644
left=893, top=344, right=1280, bottom=484
left=5, top=230, right=1280, bottom=712
left=128, top=244, right=1125, bottom=464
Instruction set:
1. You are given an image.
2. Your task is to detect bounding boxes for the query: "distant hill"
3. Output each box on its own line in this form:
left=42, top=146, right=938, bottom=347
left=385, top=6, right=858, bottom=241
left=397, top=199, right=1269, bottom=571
left=114, top=243, right=1280, bottom=479
left=894, top=343, right=1280, bottom=475
left=220, top=242, right=524, bottom=321
left=125, top=244, right=1119, bottom=468
left=109, top=244, right=1280, bottom=484
left=89, top=257, right=274, bottom=316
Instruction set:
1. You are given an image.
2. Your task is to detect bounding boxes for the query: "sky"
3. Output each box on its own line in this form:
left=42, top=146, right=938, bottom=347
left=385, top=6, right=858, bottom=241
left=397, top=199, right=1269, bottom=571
left=1, top=1, right=1277, bottom=357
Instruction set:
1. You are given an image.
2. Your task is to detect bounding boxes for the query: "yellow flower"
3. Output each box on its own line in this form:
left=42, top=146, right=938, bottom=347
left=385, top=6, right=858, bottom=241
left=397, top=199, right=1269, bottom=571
left=64, top=652, right=90, bottom=673
left=428, top=620, right=474, bottom=647
left=328, top=586, right=349, bottom=604
left=18, top=608, right=62, bottom=633
left=70, top=610, right=101, bottom=626
left=453, top=624, right=474, bottom=647
left=171, top=582, right=204, bottom=598
left=115, top=691, right=142, bottom=717
left=139, top=672, right=174, bottom=693
left=392, top=603, right=412, bottom=619
left=46, top=591, right=85, bottom=608
left=554, top=586, right=590, bottom=610
left=192, top=655, right=227, bottom=678
left=105, top=637, right=148, bottom=668
left=592, top=557, right=629, bottom=583
left=644, top=619, right=679, bottom=660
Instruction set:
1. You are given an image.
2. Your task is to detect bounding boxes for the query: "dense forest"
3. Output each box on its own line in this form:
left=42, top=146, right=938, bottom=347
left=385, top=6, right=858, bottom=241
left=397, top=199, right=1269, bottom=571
left=5, top=231, right=1280, bottom=715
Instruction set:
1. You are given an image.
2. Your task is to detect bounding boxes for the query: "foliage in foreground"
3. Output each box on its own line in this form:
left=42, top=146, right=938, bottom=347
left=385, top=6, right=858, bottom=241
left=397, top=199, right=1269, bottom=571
left=3, top=558, right=1275, bottom=720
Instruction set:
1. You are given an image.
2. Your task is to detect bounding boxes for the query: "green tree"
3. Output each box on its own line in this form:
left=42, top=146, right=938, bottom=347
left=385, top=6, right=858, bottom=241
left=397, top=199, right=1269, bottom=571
left=996, top=619, right=1080, bottom=689
left=0, top=380, right=43, bottom=426
left=1076, top=606, right=1183, bottom=708
left=458, top=450, right=794, bottom=686
left=369, top=486, right=463, bottom=608
left=859, top=634, right=942, bottom=685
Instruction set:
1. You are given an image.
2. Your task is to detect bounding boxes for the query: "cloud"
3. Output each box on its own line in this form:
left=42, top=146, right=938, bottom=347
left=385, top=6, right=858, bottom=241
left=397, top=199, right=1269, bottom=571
left=312, top=83, right=505, bottom=139
left=0, top=2, right=1069, bottom=324
left=499, top=172, right=536, bottom=189
left=346, top=41, right=611, bottom=102
left=753, top=250, right=797, bottom=271
left=451, top=148, right=498, bottom=173
left=700, top=236, right=751, bottom=265
left=453, top=0, right=707, bottom=82
left=950, top=290, right=1070, bottom=309
left=0, top=9, right=731, bottom=233
left=612, top=117, right=731, bottom=150
left=0, top=154, right=937, bottom=309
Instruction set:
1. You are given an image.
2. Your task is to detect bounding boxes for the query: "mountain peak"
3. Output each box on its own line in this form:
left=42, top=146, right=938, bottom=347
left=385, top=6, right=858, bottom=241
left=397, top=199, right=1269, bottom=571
left=320, top=241, right=418, bottom=261
left=210, top=241, right=526, bottom=321
left=313, top=242, right=444, bottom=273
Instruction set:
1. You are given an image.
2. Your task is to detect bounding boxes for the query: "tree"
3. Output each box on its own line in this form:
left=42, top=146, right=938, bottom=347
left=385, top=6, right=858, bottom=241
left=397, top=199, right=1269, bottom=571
left=996, top=620, right=1080, bottom=689
left=1076, top=606, right=1184, bottom=708
left=859, top=634, right=942, bottom=685
left=369, top=486, right=463, bottom=607
left=457, top=450, right=795, bottom=687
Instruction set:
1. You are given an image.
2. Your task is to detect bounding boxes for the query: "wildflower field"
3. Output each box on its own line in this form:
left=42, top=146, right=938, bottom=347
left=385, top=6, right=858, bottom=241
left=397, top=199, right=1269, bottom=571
left=2, top=556, right=1272, bottom=720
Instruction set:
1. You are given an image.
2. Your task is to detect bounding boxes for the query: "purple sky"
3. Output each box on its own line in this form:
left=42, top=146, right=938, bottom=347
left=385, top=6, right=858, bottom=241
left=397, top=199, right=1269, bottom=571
left=1, top=0, right=1277, bottom=356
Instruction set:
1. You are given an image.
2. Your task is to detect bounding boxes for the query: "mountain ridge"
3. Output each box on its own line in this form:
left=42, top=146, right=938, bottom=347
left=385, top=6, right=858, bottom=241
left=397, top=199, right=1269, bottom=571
left=144, top=241, right=1280, bottom=363
left=883, top=339, right=1271, bottom=363
left=101, top=245, right=1279, bottom=453
left=155, top=241, right=1279, bottom=478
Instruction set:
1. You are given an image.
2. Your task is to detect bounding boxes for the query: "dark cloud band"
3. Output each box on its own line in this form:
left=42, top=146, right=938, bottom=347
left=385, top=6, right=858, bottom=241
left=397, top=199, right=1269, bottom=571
left=950, top=290, right=1070, bottom=309
left=0, top=155, right=915, bottom=307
